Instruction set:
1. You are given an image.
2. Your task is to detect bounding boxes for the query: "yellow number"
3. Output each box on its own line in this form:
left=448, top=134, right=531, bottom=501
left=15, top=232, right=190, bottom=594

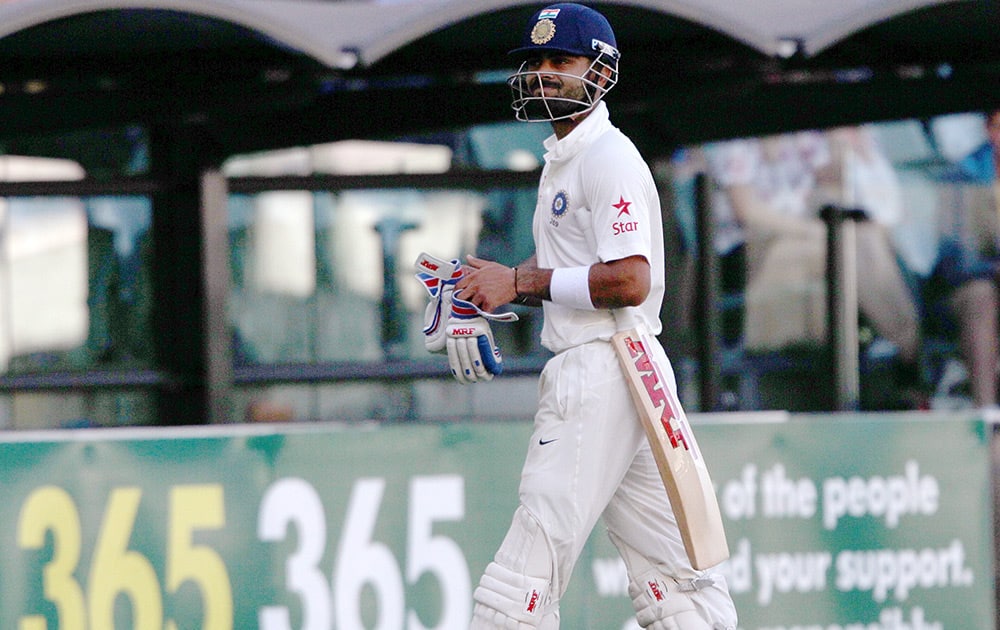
left=165, top=484, right=233, bottom=630
left=17, top=484, right=233, bottom=629
left=17, top=486, right=86, bottom=630
left=87, top=487, right=163, bottom=630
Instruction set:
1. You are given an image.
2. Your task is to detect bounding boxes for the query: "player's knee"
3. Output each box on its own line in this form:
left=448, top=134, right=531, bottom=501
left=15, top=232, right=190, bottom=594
left=471, top=506, right=558, bottom=629
left=472, top=563, right=553, bottom=629
left=629, top=572, right=738, bottom=630
left=613, top=534, right=713, bottom=629
left=476, top=563, right=550, bottom=618
left=494, top=506, right=558, bottom=579
left=628, top=570, right=712, bottom=630
left=609, top=530, right=736, bottom=629
left=629, top=569, right=740, bottom=629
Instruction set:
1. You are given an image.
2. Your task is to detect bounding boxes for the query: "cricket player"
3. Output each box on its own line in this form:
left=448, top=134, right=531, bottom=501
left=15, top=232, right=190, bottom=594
left=416, top=4, right=737, bottom=628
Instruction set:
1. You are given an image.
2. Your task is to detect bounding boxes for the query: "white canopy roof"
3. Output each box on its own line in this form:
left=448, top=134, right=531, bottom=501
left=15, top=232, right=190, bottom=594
left=0, top=0, right=966, bottom=68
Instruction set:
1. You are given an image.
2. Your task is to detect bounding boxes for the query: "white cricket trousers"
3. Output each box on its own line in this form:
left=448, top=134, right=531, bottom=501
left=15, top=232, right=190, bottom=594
left=518, top=338, right=736, bottom=625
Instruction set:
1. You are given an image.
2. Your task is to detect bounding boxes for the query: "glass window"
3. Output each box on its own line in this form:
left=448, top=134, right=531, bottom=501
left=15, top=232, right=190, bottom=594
left=228, top=186, right=540, bottom=366
left=225, top=129, right=547, bottom=423
left=0, top=140, right=156, bottom=430
left=230, top=187, right=486, bottom=364
left=0, top=195, right=153, bottom=374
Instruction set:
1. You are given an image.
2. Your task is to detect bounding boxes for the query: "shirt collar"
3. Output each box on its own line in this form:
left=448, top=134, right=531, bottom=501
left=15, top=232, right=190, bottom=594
left=542, top=101, right=612, bottom=163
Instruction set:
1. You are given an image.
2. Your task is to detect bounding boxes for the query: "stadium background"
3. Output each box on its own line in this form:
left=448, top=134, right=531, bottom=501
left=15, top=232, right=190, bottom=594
left=0, top=0, right=996, bottom=627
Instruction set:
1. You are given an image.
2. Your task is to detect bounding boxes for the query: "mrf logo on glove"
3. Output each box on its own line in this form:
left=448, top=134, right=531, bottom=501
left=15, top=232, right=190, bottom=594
left=445, top=295, right=514, bottom=385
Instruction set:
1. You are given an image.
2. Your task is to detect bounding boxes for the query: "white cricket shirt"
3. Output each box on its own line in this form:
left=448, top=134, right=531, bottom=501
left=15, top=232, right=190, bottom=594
left=533, top=101, right=666, bottom=353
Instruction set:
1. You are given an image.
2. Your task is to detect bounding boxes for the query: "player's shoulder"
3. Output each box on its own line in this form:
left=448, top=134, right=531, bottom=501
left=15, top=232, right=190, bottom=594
left=590, top=125, right=637, bottom=152
left=582, top=128, right=646, bottom=172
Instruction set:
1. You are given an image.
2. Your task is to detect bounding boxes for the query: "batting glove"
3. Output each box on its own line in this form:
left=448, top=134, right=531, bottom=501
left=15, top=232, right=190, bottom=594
left=415, top=252, right=519, bottom=383
left=414, top=252, right=463, bottom=353
left=446, top=296, right=505, bottom=384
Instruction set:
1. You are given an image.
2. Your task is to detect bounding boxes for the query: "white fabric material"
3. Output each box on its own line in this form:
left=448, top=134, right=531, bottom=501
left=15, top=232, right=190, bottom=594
left=472, top=507, right=557, bottom=629
left=549, top=265, right=595, bottom=310
left=533, top=101, right=665, bottom=353
left=492, top=506, right=558, bottom=581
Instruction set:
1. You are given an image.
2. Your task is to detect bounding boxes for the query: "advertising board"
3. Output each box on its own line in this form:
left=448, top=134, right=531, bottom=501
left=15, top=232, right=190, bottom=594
left=0, top=412, right=991, bottom=629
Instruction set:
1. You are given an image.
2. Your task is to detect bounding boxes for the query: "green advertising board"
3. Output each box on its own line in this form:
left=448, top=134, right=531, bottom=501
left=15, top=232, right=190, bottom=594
left=700, top=412, right=993, bottom=630
left=0, top=411, right=991, bottom=629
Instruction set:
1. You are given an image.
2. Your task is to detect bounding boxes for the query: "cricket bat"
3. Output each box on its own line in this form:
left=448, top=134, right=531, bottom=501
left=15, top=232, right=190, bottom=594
left=611, top=327, right=730, bottom=570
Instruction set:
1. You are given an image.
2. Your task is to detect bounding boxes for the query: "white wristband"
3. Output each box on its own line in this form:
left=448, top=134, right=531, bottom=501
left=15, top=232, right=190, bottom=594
left=549, top=265, right=595, bottom=310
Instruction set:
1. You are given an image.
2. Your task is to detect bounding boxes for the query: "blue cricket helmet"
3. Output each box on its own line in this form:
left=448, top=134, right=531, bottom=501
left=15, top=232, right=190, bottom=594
left=509, top=3, right=619, bottom=60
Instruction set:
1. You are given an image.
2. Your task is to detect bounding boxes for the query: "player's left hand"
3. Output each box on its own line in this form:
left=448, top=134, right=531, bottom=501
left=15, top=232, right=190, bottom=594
left=414, top=252, right=464, bottom=353
left=445, top=296, right=507, bottom=384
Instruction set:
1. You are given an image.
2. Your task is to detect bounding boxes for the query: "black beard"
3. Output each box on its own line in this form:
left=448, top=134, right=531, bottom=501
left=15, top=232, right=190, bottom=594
left=522, top=96, right=587, bottom=120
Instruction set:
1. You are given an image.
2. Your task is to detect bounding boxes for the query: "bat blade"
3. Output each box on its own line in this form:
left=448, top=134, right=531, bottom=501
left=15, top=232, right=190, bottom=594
left=611, top=329, right=729, bottom=570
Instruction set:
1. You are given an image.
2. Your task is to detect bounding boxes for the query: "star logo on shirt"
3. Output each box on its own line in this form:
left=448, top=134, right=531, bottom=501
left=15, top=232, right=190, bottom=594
left=613, top=196, right=632, bottom=217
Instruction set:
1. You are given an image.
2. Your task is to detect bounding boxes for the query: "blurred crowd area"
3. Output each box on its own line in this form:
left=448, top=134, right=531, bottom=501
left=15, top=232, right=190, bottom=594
left=667, top=111, right=1000, bottom=412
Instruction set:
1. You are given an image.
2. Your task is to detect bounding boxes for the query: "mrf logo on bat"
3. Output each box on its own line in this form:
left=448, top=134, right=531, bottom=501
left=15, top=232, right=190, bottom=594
left=621, top=336, right=692, bottom=453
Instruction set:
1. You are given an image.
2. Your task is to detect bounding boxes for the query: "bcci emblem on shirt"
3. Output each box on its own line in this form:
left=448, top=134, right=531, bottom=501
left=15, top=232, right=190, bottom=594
left=549, top=190, right=569, bottom=227
left=552, top=191, right=569, bottom=216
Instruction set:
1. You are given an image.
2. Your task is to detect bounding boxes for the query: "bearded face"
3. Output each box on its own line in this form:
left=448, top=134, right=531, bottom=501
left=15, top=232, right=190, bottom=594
left=520, top=68, right=593, bottom=119
left=508, top=52, right=617, bottom=122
